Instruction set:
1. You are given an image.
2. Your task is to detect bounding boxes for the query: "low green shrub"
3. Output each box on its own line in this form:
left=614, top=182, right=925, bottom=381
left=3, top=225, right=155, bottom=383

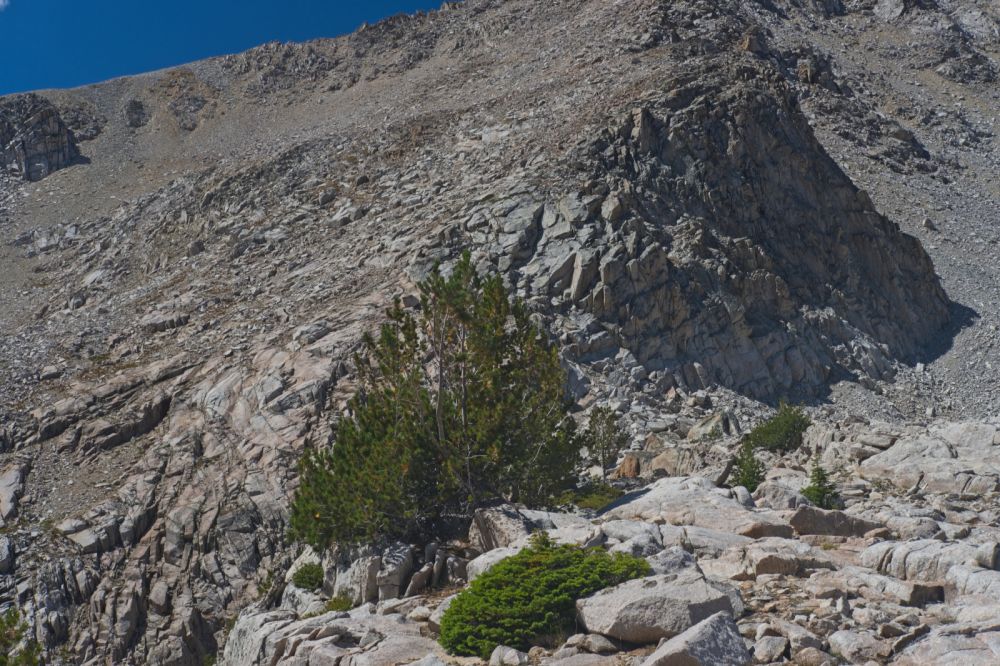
left=802, top=457, right=840, bottom=509
left=324, top=595, right=353, bottom=612
left=556, top=482, right=623, bottom=511
left=0, top=608, right=40, bottom=666
left=731, top=441, right=765, bottom=492
left=439, top=533, right=650, bottom=659
left=291, top=562, right=324, bottom=591
left=745, top=403, right=811, bottom=452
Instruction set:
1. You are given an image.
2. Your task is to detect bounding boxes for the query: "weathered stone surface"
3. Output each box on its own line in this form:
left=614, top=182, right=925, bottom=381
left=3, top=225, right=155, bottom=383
left=893, top=624, right=1000, bottom=665
left=860, top=539, right=997, bottom=582
left=222, top=609, right=439, bottom=666
left=141, top=311, right=191, bottom=333
left=700, top=538, right=834, bottom=581
left=603, top=477, right=793, bottom=539
left=770, top=619, right=823, bottom=654
left=0, top=463, right=27, bottom=522
left=753, top=636, right=788, bottom=663
left=576, top=572, right=741, bottom=644
left=491, top=645, right=531, bottom=666
left=860, top=423, right=1000, bottom=494
left=789, top=506, right=883, bottom=537
left=0, top=94, right=79, bottom=181
left=467, top=547, right=521, bottom=581
left=376, top=542, right=413, bottom=601
left=0, top=536, right=14, bottom=575
left=807, top=566, right=943, bottom=607
left=752, top=482, right=810, bottom=511
left=469, top=505, right=534, bottom=552
left=828, top=629, right=888, bottom=663
left=642, top=611, right=750, bottom=666
left=0, top=0, right=993, bottom=662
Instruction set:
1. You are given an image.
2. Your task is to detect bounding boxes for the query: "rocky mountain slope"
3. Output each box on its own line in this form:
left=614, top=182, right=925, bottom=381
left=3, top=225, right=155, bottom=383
left=0, top=0, right=998, bottom=664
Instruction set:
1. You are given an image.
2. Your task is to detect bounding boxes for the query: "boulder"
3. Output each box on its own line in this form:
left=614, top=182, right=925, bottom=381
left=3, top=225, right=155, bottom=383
left=427, top=594, right=455, bottom=632
left=576, top=572, right=740, bottom=644
left=827, top=629, right=889, bottom=663
left=807, top=566, right=943, bottom=607
left=861, top=539, right=998, bottom=582
left=222, top=609, right=436, bottom=666
left=860, top=425, right=1000, bottom=495
left=603, top=477, right=792, bottom=539
left=788, top=506, right=883, bottom=537
left=332, top=554, right=381, bottom=605
left=469, top=505, right=533, bottom=552
left=280, top=584, right=325, bottom=616
left=468, top=547, right=521, bottom=581
left=770, top=619, right=823, bottom=654
left=753, top=636, right=788, bottom=663
left=700, top=538, right=834, bottom=581
left=491, top=646, right=531, bottom=666
left=894, top=623, right=1000, bottom=665
left=564, top=633, right=619, bottom=654
left=646, top=546, right=698, bottom=575
left=641, top=611, right=751, bottom=665
left=376, top=542, right=414, bottom=600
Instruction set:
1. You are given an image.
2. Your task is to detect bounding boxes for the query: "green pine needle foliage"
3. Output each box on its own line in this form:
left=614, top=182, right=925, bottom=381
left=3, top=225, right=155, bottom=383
left=731, top=441, right=765, bottom=492
left=438, top=533, right=650, bottom=659
left=581, top=407, right=629, bottom=480
left=801, top=457, right=840, bottom=509
left=290, top=253, right=579, bottom=548
left=557, top=482, right=623, bottom=511
left=745, top=403, right=811, bottom=452
left=324, top=595, right=353, bottom=612
left=0, top=609, right=40, bottom=666
left=291, top=563, right=324, bottom=591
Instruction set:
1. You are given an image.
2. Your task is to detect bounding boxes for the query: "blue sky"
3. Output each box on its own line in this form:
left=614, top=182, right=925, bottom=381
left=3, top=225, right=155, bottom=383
left=0, top=0, right=445, bottom=95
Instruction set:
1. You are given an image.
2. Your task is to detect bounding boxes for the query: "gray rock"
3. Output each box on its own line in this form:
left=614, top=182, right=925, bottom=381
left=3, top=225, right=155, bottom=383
left=377, top=542, right=413, bottom=601
left=752, top=481, right=810, bottom=510
left=564, top=633, right=619, bottom=655
left=469, top=505, right=533, bottom=552
left=770, top=619, right=823, bottom=655
left=0, top=536, right=14, bottom=574
left=467, top=547, right=521, bottom=581
left=0, top=463, right=27, bottom=522
left=491, top=645, right=531, bottom=666
left=789, top=506, right=883, bottom=537
left=642, top=611, right=751, bottom=665
left=753, top=635, right=788, bottom=663
left=828, top=629, right=888, bottom=664
left=646, top=546, right=698, bottom=575
left=807, top=566, right=943, bottom=607
left=874, top=0, right=906, bottom=22
left=602, top=477, right=793, bottom=539
left=0, top=94, right=80, bottom=181
left=861, top=539, right=996, bottom=582
left=576, top=571, right=740, bottom=644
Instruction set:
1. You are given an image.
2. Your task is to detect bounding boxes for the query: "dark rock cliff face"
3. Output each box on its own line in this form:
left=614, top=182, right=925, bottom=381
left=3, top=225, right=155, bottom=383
left=507, top=61, right=950, bottom=400
left=0, top=93, right=80, bottom=182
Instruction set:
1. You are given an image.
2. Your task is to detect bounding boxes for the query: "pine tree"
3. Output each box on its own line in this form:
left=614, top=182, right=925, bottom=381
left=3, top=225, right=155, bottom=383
left=290, top=253, right=578, bottom=548
left=582, top=407, right=628, bottom=480
left=801, top=457, right=839, bottom=509
left=731, top=440, right=765, bottom=492
left=0, top=609, right=40, bottom=666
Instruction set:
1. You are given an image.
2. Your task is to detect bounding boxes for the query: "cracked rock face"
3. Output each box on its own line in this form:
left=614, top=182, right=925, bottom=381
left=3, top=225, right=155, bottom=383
left=501, top=66, right=950, bottom=399
left=0, top=93, right=80, bottom=182
left=0, top=0, right=997, bottom=663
